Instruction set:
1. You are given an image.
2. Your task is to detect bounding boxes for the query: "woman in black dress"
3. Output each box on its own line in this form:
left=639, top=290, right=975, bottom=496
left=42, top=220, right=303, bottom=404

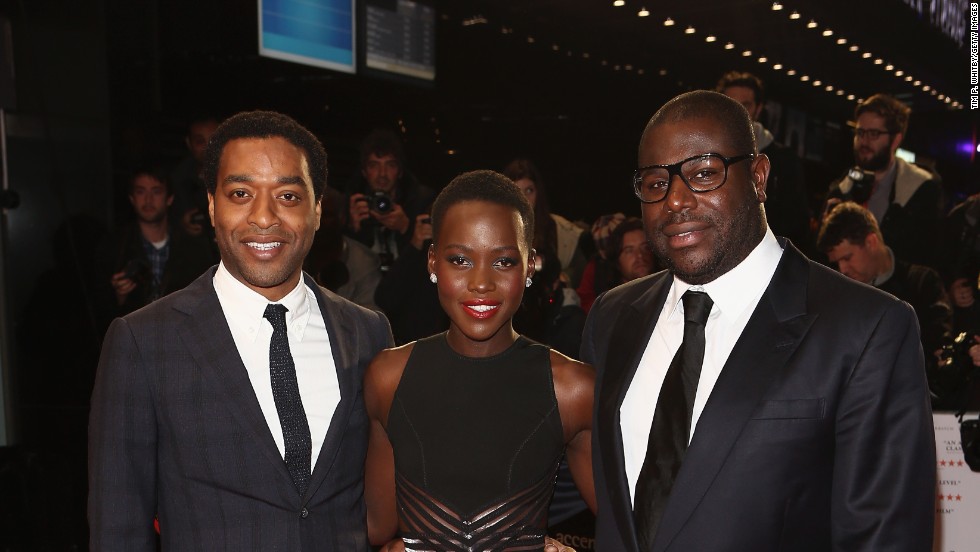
left=364, top=170, right=595, bottom=551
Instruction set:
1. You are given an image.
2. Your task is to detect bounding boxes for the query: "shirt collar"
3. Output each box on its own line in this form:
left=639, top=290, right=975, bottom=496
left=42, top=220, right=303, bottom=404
left=667, top=227, right=783, bottom=323
left=212, top=262, right=313, bottom=342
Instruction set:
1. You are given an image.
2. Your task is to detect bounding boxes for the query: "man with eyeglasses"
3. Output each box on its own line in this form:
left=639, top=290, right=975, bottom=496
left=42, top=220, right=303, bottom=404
left=825, top=93, right=942, bottom=267
left=583, top=90, right=935, bottom=552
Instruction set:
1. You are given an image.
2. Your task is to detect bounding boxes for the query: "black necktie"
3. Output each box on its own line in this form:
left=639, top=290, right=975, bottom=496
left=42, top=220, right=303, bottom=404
left=634, top=290, right=713, bottom=550
left=264, top=303, right=313, bottom=496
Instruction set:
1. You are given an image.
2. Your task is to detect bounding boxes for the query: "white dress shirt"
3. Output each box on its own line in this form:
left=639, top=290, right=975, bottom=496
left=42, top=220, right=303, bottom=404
left=620, top=228, right=783, bottom=504
left=213, top=262, right=339, bottom=468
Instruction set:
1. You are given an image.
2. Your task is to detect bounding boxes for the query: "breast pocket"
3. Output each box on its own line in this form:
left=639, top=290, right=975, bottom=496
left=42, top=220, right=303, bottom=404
left=750, top=398, right=825, bottom=420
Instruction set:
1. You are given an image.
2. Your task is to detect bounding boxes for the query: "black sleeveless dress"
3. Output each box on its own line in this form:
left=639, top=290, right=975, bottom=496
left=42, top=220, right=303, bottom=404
left=386, top=333, right=564, bottom=551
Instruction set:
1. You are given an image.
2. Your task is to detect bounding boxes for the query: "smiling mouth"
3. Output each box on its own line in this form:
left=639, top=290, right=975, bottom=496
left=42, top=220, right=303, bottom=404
left=247, top=242, right=282, bottom=251
left=468, top=304, right=498, bottom=313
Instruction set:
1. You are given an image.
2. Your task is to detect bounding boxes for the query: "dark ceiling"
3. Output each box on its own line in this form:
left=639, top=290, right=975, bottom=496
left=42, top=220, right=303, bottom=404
left=102, top=0, right=975, bottom=219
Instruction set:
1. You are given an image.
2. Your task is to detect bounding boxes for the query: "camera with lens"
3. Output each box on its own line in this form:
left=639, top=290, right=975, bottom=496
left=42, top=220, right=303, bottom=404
left=932, top=331, right=980, bottom=409
left=122, top=258, right=150, bottom=282
left=366, top=191, right=394, bottom=214
left=836, top=167, right=875, bottom=204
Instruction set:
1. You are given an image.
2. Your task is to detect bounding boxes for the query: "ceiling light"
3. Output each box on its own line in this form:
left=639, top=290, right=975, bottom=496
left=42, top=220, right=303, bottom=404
left=758, top=56, right=768, bottom=63
left=914, top=80, right=922, bottom=86
left=583, top=52, right=590, bottom=58
left=790, top=11, right=801, bottom=19
left=905, top=75, right=913, bottom=81
left=613, top=0, right=625, bottom=6
left=637, top=68, right=645, bottom=74
left=874, top=58, right=883, bottom=65
left=772, top=2, right=784, bottom=10
left=552, top=44, right=560, bottom=51
left=659, top=68, right=668, bottom=76
left=801, top=75, right=810, bottom=81
left=945, top=97, right=952, bottom=103
left=885, top=64, right=894, bottom=71
left=813, top=80, right=822, bottom=86
left=773, top=63, right=783, bottom=70
left=807, top=20, right=818, bottom=29
left=706, top=35, right=717, bottom=42
left=931, top=89, right=938, bottom=95
left=685, top=26, right=696, bottom=34
left=742, top=50, right=752, bottom=57
left=849, top=45, right=859, bottom=52
left=895, top=70, right=904, bottom=76
left=836, top=90, right=845, bottom=96
left=786, top=69, right=796, bottom=75
left=825, top=85, right=834, bottom=91
left=638, top=7, right=650, bottom=17
left=527, top=36, right=535, bottom=43
left=847, top=94, right=856, bottom=100
left=663, top=17, right=675, bottom=26
left=938, top=94, right=946, bottom=100
left=862, top=52, right=872, bottom=58
left=837, top=38, right=847, bottom=45
left=822, top=29, right=833, bottom=36
left=923, top=85, right=931, bottom=91
left=724, top=42, right=735, bottom=49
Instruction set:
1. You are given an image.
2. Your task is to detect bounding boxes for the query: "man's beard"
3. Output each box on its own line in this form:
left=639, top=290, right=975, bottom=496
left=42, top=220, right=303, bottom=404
left=855, top=144, right=891, bottom=172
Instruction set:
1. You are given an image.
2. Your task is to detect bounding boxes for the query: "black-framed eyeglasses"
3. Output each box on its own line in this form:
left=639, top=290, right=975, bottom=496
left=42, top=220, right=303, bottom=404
left=853, top=128, right=893, bottom=140
left=632, top=153, right=755, bottom=204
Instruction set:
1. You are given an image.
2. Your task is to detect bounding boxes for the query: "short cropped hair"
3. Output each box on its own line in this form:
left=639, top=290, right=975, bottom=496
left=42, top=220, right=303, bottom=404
left=644, top=90, right=757, bottom=158
left=715, top=71, right=765, bottom=104
left=855, top=94, right=910, bottom=136
left=816, top=201, right=883, bottom=252
left=430, top=170, right=535, bottom=249
left=128, top=166, right=172, bottom=196
left=203, top=110, right=328, bottom=198
left=359, top=129, right=405, bottom=169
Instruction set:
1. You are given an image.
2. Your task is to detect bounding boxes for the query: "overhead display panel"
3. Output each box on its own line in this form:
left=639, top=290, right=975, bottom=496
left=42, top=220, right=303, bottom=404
left=364, top=0, right=435, bottom=81
left=259, top=0, right=356, bottom=74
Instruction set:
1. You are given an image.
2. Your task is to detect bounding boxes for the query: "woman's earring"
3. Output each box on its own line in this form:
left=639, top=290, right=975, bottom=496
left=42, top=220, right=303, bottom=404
left=525, top=277, right=533, bottom=288
left=429, top=273, right=438, bottom=284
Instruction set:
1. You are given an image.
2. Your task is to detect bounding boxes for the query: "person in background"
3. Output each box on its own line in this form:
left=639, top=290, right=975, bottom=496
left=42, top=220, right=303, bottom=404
left=504, top=158, right=589, bottom=288
left=717, top=71, right=812, bottom=253
left=824, top=93, right=942, bottom=268
left=170, top=114, right=220, bottom=241
left=577, top=212, right=626, bottom=313
left=306, top=187, right=382, bottom=311
left=100, top=167, right=213, bottom=319
left=817, top=201, right=951, bottom=369
left=346, top=129, right=435, bottom=272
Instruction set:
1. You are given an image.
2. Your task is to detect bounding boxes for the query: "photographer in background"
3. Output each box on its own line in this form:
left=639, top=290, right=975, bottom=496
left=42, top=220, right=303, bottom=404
left=99, top=168, right=214, bottom=320
left=818, top=202, right=951, bottom=384
left=346, top=129, right=435, bottom=271
left=823, top=94, right=942, bottom=268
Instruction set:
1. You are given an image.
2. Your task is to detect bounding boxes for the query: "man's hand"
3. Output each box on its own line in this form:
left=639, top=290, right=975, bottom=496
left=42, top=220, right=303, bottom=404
left=545, top=536, right=577, bottom=552
left=349, top=193, right=371, bottom=233
left=373, top=203, right=410, bottom=235
left=379, top=538, right=405, bottom=552
left=409, top=214, right=433, bottom=250
left=110, top=270, right=137, bottom=305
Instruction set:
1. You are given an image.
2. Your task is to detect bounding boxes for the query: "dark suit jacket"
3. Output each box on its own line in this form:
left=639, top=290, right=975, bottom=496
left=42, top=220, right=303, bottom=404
left=582, top=240, right=935, bottom=552
left=88, top=268, right=393, bottom=551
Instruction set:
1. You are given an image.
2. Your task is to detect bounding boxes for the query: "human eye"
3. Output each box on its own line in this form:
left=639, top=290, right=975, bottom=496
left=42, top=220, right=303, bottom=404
left=279, top=191, right=302, bottom=203
left=447, top=255, right=471, bottom=267
left=230, top=189, right=251, bottom=201
left=494, top=257, right=518, bottom=269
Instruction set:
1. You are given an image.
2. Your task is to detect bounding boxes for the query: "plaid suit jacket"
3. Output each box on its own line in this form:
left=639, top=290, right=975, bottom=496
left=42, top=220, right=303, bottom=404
left=88, top=268, right=393, bottom=551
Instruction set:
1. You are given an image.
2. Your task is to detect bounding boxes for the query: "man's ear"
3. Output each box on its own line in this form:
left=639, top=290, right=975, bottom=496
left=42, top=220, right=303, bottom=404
left=890, top=131, right=904, bottom=153
left=208, top=193, right=216, bottom=226
left=751, top=153, right=771, bottom=203
left=864, top=232, right=880, bottom=249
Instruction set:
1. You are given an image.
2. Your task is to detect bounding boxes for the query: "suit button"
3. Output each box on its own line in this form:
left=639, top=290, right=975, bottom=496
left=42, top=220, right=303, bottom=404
left=300, top=508, right=309, bottom=519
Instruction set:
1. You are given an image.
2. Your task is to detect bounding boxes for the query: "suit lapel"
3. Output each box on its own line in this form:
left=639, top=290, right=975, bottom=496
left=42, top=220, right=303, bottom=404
left=652, top=243, right=817, bottom=552
left=173, top=270, right=294, bottom=485
left=598, top=273, right=671, bottom=551
left=304, top=274, right=359, bottom=499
